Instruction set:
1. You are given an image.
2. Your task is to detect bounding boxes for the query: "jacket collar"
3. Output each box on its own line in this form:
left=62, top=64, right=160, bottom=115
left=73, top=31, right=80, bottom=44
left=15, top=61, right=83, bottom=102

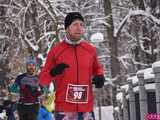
left=64, top=36, right=83, bottom=45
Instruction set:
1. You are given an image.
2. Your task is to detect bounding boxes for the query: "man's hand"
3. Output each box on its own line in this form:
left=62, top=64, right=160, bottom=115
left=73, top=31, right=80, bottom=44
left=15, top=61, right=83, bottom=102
left=50, top=63, right=69, bottom=76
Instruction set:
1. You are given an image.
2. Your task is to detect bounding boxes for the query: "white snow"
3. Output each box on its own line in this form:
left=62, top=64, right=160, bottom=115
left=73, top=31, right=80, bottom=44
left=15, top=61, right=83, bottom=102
left=127, top=76, right=138, bottom=85
left=152, top=61, right=160, bottom=68
left=0, top=35, right=9, bottom=39
left=116, top=92, right=123, bottom=102
left=120, top=84, right=129, bottom=92
left=137, top=68, right=155, bottom=80
left=133, top=83, right=155, bottom=92
left=127, top=67, right=155, bottom=86
left=143, top=68, right=155, bottom=80
left=94, top=106, right=114, bottom=120
left=133, top=86, right=139, bottom=92
left=145, top=83, right=155, bottom=90
left=90, top=32, right=104, bottom=43
left=24, top=36, right=39, bottom=51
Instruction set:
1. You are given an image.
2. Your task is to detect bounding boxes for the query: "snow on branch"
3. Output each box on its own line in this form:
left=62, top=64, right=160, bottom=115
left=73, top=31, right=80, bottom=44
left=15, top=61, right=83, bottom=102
left=118, top=53, right=150, bottom=70
left=14, top=7, right=25, bottom=21
left=0, top=4, right=20, bottom=10
left=0, top=35, right=9, bottom=39
left=55, top=2, right=71, bottom=11
left=82, top=4, right=96, bottom=11
left=81, top=0, right=93, bottom=8
left=23, top=1, right=32, bottom=30
left=114, top=10, right=160, bottom=37
left=70, top=0, right=79, bottom=8
left=84, top=12, right=101, bottom=17
left=46, top=37, right=57, bottom=54
left=37, top=31, right=56, bottom=44
left=24, top=35, right=39, bottom=51
left=37, top=0, right=57, bottom=23
left=54, top=7, right=66, bottom=17
left=89, top=15, right=111, bottom=28
left=95, top=20, right=111, bottom=27
left=12, top=1, right=23, bottom=8
left=118, top=54, right=131, bottom=70
left=91, top=15, right=111, bottom=21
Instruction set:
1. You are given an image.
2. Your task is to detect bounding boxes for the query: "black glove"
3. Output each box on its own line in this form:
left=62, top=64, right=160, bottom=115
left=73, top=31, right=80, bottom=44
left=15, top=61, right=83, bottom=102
left=50, top=63, right=69, bottom=76
left=92, top=75, right=105, bottom=88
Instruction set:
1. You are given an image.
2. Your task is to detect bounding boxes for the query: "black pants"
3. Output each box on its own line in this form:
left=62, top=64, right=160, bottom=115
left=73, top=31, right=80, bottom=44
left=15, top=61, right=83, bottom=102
left=17, top=103, right=39, bottom=120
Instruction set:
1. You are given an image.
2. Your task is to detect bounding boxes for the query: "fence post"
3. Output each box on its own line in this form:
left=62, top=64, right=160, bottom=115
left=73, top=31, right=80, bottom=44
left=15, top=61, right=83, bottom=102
left=128, top=79, right=136, bottom=120
left=137, top=71, right=148, bottom=120
left=122, top=89, right=128, bottom=120
left=152, top=62, right=160, bottom=112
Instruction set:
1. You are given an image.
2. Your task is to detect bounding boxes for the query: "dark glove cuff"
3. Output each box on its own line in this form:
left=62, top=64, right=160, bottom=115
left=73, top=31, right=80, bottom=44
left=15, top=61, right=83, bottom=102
left=93, top=75, right=105, bottom=88
left=50, top=69, right=57, bottom=76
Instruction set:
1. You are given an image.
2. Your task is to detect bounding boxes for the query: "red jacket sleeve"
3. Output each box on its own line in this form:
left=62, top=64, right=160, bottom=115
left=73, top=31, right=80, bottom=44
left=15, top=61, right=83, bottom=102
left=92, top=50, right=104, bottom=76
left=39, top=48, right=55, bottom=86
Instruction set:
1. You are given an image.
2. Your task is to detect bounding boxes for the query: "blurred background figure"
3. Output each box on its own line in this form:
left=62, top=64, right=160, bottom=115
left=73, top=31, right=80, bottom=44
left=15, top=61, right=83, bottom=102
left=38, top=90, right=55, bottom=120
left=9, top=57, right=41, bottom=120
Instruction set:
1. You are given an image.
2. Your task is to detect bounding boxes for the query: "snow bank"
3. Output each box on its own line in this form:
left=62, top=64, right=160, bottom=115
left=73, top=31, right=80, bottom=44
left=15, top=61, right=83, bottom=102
left=94, top=106, right=113, bottom=120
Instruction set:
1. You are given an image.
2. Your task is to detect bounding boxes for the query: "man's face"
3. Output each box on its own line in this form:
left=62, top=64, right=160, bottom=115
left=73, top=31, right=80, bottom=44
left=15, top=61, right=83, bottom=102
left=66, top=20, right=85, bottom=41
left=26, top=63, right=36, bottom=75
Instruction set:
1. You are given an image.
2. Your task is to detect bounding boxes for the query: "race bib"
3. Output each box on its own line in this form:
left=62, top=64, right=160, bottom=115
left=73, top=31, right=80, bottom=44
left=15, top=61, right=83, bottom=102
left=66, top=84, right=89, bottom=103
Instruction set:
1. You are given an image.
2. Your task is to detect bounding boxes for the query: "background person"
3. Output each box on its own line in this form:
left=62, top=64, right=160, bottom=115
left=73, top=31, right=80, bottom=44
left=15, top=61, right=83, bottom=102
left=9, top=57, right=41, bottom=120
left=38, top=91, right=55, bottom=120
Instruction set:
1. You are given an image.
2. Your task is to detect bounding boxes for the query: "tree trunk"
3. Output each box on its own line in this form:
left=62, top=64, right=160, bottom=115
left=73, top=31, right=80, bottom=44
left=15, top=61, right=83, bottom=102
left=103, top=0, right=119, bottom=78
left=103, top=0, right=120, bottom=118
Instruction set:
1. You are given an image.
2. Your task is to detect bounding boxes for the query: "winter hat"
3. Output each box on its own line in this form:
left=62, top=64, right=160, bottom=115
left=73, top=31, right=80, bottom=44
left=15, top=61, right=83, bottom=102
left=26, top=57, right=37, bottom=65
left=64, top=12, right=84, bottom=29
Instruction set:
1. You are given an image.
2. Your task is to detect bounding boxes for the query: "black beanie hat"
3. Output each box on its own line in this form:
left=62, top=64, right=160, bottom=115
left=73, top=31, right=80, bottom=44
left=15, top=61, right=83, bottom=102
left=64, top=12, right=84, bottom=29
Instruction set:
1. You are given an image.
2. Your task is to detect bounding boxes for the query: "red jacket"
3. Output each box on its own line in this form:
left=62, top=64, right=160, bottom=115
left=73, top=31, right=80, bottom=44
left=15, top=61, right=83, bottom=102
left=39, top=40, right=103, bottom=112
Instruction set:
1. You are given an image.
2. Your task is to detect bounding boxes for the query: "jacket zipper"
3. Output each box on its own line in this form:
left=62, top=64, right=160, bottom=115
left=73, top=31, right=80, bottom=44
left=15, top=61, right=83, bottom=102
left=74, top=46, right=79, bottom=112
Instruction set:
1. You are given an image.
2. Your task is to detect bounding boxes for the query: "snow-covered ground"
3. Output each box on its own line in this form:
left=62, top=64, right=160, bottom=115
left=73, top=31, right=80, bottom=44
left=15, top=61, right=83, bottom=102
left=94, top=106, right=113, bottom=120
